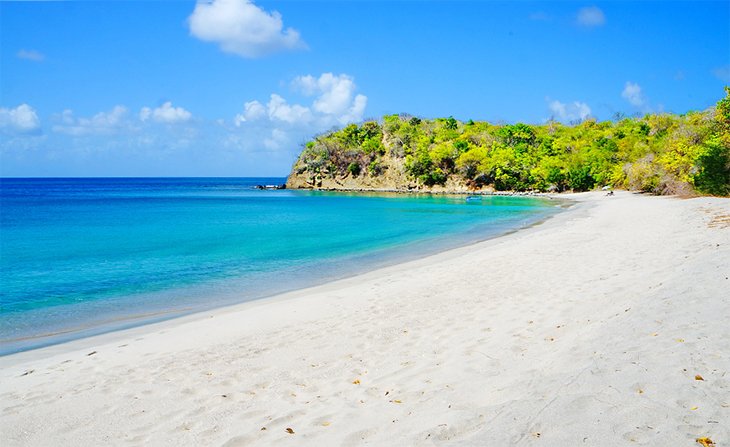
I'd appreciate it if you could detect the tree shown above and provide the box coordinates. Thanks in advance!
[694,135,730,195]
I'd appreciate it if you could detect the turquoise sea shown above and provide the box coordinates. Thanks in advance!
[0,178,563,354]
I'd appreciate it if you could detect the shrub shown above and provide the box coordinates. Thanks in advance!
[368,159,383,176]
[568,165,596,191]
[347,162,361,177]
[694,136,730,195]
[624,156,661,193]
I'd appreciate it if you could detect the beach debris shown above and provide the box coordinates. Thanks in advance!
[690,406,698,410]
[285,427,295,434]
[696,437,715,446]
[532,432,541,438]
[20,369,35,377]
[695,375,705,381]
[677,338,685,342]
[87,351,97,356]
[352,379,360,385]
[650,332,658,337]
[637,389,644,394]
[322,422,331,426]
[260,427,266,431]
[391,399,402,404]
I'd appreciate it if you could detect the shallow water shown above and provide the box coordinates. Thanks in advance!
[0,177,562,354]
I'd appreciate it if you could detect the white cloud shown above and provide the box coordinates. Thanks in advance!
[621,81,645,107]
[52,106,128,136]
[577,6,605,27]
[229,72,368,151]
[17,49,45,62]
[292,73,367,123]
[0,104,42,134]
[264,128,289,150]
[140,102,192,123]
[238,72,367,128]
[234,95,313,126]
[712,65,730,82]
[234,100,267,126]
[548,99,592,122]
[339,94,368,125]
[188,0,305,58]
[298,73,358,115]
[266,94,313,124]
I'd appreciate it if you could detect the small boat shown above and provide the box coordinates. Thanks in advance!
[465,195,482,202]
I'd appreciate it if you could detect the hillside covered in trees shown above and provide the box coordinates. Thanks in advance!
[287,89,730,196]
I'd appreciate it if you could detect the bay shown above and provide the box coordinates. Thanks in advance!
[0,177,563,354]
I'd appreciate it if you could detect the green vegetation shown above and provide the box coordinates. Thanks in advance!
[291,88,730,196]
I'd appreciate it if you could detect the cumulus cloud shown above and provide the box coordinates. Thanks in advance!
[234,101,266,126]
[621,81,645,107]
[235,95,311,126]
[188,0,305,58]
[140,102,192,124]
[712,65,730,82]
[577,6,605,27]
[292,73,367,123]
[267,94,314,124]
[548,99,592,122]
[264,128,289,150]
[0,104,42,135]
[237,73,367,128]
[52,106,129,136]
[231,72,368,150]
[17,49,45,62]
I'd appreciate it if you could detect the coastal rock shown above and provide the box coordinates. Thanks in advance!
[286,144,495,194]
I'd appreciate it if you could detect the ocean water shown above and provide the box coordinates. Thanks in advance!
[0,178,563,354]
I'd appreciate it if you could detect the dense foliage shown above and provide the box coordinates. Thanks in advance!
[293,89,730,195]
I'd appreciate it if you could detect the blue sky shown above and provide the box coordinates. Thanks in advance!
[1,0,728,177]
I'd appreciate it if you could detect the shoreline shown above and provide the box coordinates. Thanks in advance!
[1,191,728,446]
[1,193,567,357]
[285,183,563,196]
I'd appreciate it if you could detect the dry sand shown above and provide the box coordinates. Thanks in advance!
[1,191,729,446]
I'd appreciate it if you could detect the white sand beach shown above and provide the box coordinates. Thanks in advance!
[1,191,728,446]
